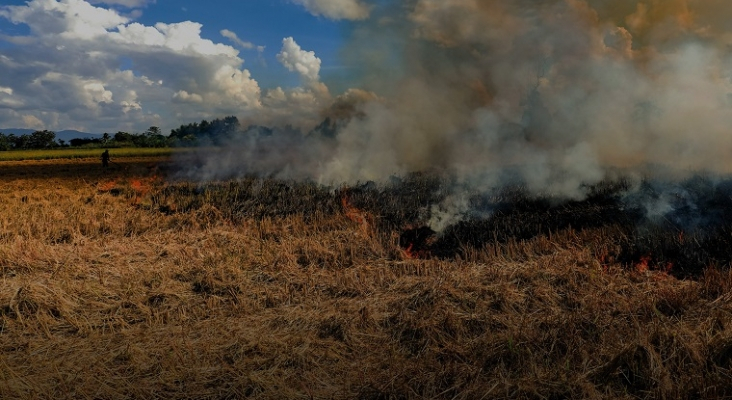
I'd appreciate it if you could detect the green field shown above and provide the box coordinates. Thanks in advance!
[0,147,185,161]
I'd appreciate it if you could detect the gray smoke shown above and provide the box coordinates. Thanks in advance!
[182,0,732,231]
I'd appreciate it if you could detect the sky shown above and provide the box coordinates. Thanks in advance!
[0,0,367,133]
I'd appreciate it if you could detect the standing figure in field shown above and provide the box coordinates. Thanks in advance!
[101,149,110,168]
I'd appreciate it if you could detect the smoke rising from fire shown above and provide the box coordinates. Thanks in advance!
[184,0,732,230]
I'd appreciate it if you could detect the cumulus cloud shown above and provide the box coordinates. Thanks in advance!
[211,65,262,109]
[292,0,371,20]
[0,0,276,132]
[277,37,322,84]
[112,21,239,56]
[0,0,128,39]
[172,90,203,104]
[0,0,345,134]
[245,36,334,128]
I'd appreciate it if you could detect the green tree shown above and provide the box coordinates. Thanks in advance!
[9,134,27,149]
[0,133,11,151]
[130,126,167,148]
[28,130,56,149]
[114,131,134,145]
[145,126,162,136]
[168,116,240,146]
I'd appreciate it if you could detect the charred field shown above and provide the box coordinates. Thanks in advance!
[2,157,732,399]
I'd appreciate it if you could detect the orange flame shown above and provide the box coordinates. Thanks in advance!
[130,178,153,195]
[97,180,118,192]
[634,254,674,278]
[129,176,160,205]
[403,242,431,259]
[404,243,416,258]
[400,225,436,259]
[340,191,371,232]
[636,255,652,273]
[97,174,161,205]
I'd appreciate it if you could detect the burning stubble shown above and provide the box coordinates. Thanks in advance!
[179,0,732,232]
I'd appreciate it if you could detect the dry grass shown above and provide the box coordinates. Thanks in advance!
[1,158,732,399]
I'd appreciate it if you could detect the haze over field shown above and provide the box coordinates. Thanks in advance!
[4,1,732,201]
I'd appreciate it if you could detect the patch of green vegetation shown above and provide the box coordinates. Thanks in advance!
[0,147,186,161]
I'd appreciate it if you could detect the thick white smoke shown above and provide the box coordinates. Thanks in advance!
[188,0,732,230]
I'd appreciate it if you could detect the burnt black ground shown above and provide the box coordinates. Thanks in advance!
[153,172,732,279]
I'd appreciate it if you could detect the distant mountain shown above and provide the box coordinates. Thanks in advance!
[0,128,103,143]
[0,128,35,136]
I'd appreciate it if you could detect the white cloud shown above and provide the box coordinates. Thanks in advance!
[26,72,119,118]
[0,87,23,108]
[277,37,321,84]
[0,0,343,134]
[220,29,264,52]
[292,0,371,20]
[113,21,239,57]
[212,65,262,108]
[0,0,128,40]
[22,114,45,129]
[121,100,141,113]
[0,0,265,133]
[88,0,154,8]
[172,90,203,104]
[83,81,114,104]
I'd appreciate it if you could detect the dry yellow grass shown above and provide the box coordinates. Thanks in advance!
[1,158,731,399]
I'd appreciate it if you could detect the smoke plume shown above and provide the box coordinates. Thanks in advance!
[183,0,732,230]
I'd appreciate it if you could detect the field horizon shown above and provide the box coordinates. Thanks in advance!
[1,156,732,399]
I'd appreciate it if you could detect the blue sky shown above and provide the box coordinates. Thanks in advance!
[131,0,352,88]
[0,0,368,133]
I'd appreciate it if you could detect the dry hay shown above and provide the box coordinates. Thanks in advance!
[1,159,732,399]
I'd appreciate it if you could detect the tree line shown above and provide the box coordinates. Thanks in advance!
[0,115,322,151]
[168,115,330,146]
[0,127,167,150]
[168,116,243,146]
[0,130,57,150]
